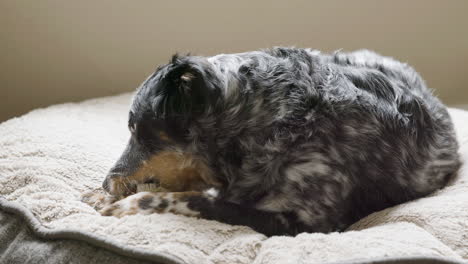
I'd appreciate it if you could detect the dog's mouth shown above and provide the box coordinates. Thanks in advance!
[107,176,165,197]
[136,178,168,193]
[105,150,220,197]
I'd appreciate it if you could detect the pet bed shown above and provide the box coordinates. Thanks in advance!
[0,93,467,264]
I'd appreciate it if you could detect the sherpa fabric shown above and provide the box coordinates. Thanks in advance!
[0,93,467,264]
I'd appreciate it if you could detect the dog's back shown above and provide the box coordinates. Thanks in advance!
[209,48,460,231]
[321,49,461,224]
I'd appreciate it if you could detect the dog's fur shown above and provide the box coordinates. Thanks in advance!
[88,47,461,236]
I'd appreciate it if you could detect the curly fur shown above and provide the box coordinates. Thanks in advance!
[98,47,460,236]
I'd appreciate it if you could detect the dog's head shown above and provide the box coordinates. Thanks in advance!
[102,55,222,196]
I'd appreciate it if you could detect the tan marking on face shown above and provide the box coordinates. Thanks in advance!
[110,177,137,197]
[159,131,171,141]
[109,151,219,197]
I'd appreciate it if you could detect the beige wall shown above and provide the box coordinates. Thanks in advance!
[1,0,467,122]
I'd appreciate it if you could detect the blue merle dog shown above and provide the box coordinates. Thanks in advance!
[86,47,460,236]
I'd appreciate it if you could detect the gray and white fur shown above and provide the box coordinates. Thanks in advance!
[99,47,460,236]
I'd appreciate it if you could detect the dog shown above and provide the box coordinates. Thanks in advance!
[84,47,460,236]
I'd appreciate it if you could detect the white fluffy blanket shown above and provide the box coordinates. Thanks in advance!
[1,93,467,264]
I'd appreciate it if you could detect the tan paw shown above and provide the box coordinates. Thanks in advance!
[81,189,118,211]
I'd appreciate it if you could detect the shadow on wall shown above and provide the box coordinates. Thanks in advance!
[1,0,468,122]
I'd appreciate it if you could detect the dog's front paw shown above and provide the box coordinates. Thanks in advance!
[81,189,117,211]
[98,191,202,218]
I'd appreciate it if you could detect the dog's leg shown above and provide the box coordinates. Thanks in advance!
[187,195,310,236]
[99,191,203,217]
[99,190,306,236]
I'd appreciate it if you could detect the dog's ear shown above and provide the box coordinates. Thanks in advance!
[155,55,218,119]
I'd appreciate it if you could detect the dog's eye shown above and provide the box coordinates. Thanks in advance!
[128,111,137,134]
[129,123,137,134]
[128,120,137,134]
